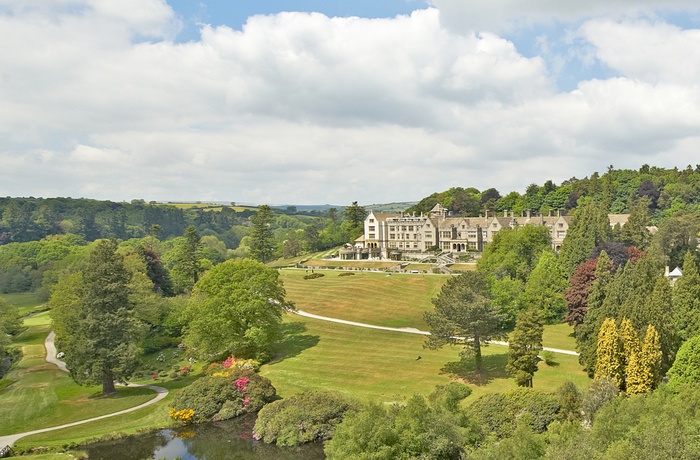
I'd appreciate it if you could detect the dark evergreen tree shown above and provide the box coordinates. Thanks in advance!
[424,271,506,372]
[249,205,276,262]
[507,307,543,387]
[50,239,141,395]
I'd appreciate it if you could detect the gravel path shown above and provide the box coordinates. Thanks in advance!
[292,309,580,356]
[0,332,168,450]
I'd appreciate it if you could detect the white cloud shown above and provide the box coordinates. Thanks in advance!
[430,0,700,33]
[0,2,699,204]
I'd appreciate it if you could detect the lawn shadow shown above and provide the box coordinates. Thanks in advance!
[439,353,509,386]
[268,321,320,364]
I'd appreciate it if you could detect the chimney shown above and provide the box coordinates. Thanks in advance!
[526,210,531,218]
[503,210,508,217]
[548,209,554,217]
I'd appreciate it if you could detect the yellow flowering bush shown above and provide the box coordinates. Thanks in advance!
[169,407,195,424]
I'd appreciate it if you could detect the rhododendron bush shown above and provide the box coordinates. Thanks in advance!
[169,368,276,423]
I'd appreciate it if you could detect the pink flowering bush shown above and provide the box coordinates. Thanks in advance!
[171,369,276,423]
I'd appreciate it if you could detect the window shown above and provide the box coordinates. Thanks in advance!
[558,223,564,228]
[369,218,375,223]
[369,233,375,238]
[557,231,566,238]
[369,226,375,231]
[389,234,395,239]
[408,226,414,231]
[389,226,395,231]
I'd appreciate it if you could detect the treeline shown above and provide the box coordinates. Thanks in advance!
[0,199,368,294]
[408,164,700,221]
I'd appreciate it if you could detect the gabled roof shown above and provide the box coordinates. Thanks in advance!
[667,267,683,278]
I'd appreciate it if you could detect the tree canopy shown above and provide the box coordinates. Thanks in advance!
[183,258,293,361]
[50,239,142,395]
[424,271,506,372]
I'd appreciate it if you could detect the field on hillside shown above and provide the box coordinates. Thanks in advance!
[163,202,257,212]
[280,269,447,328]
[261,315,589,403]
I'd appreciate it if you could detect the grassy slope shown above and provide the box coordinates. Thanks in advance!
[0,312,155,438]
[261,315,589,404]
[1,292,45,317]
[280,269,446,328]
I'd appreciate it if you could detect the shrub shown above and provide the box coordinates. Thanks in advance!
[254,391,356,446]
[466,388,560,438]
[170,369,276,423]
[304,273,325,280]
[338,272,355,277]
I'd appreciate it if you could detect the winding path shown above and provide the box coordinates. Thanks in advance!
[0,332,169,450]
[292,309,580,356]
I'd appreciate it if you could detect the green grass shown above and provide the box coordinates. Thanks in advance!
[0,322,156,437]
[261,316,589,404]
[13,377,194,450]
[280,269,448,328]
[0,292,44,317]
[300,260,402,270]
[541,322,577,351]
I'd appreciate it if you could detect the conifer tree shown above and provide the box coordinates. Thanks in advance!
[558,199,612,277]
[641,324,663,389]
[594,318,623,388]
[506,307,544,387]
[673,251,700,341]
[618,318,639,391]
[249,205,276,262]
[521,251,567,323]
[618,197,652,249]
[642,275,677,373]
[50,239,141,395]
[576,251,613,376]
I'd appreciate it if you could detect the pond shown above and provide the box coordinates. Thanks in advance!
[84,414,326,460]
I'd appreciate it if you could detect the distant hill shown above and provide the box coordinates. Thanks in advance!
[365,202,417,213]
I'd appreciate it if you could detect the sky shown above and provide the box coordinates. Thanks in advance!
[2,1,700,206]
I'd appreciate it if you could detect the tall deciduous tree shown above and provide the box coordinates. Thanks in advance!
[565,258,598,327]
[521,251,567,323]
[50,239,141,395]
[424,271,506,372]
[507,307,543,387]
[183,259,292,361]
[477,225,551,282]
[249,205,276,262]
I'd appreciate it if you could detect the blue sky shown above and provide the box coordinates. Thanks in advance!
[1,0,700,205]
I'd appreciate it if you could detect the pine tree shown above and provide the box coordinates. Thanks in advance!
[506,307,544,387]
[521,251,567,323]
[249,205,276,262]
[594,318,623,388]
[642,275,677,373]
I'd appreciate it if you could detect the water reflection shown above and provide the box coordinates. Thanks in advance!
[85,414,325,460]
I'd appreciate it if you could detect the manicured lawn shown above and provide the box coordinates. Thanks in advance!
[261,315,589,404]
[300,260,402,270]
[0,322,155,437]
[280,269,448,328]
[541,322,577,351]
